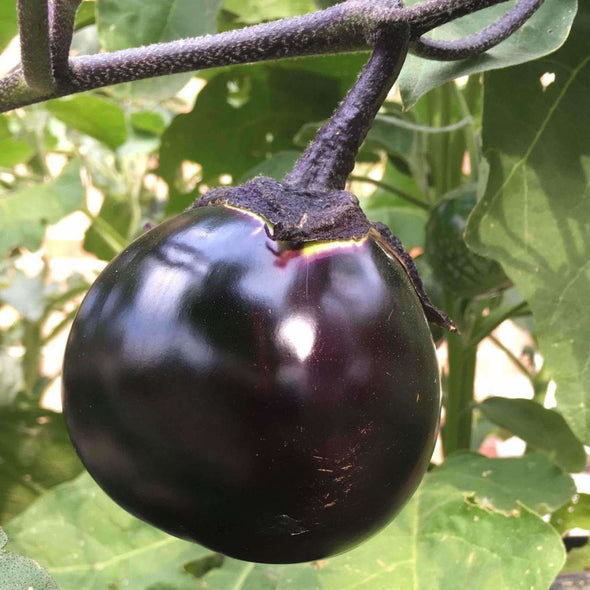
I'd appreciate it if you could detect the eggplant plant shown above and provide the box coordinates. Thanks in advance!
[0,0,587,587]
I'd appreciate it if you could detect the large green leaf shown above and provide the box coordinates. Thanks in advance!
[0,161,84,256]
[478,397,586,473]
[96,0,224,100]
[5,473,216,590]
[0,527,58,590]
[399,0,577,108]
[6,454,570,589]
[46,95,128,150]
[465,8,590,443]
[0,408,83,523]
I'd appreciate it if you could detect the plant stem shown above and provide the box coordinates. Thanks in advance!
[17,0,55,93]
[21,319,43,396]
[411,0,545,60]
[443,331,477,454]
[468,300,530,348]
[489,334,534,382]
[49,0,83,79]
[348,175,429,209]
[0,0,515,112]
[286,25,410,190]
[81,206,128,254]
[452,80,481,182]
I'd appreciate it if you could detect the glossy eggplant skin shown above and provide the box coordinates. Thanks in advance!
[62,205,440,564]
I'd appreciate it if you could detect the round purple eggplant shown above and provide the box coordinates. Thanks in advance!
[62,204,440,563]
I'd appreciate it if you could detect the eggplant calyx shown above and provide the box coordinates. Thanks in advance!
[195,176,371,243]
[370,222,458,333]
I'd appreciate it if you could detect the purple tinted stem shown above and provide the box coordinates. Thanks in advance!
[285,25,410,191]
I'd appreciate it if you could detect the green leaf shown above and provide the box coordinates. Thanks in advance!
[0,161,84,256]
[478,397,586,473]
[159,65,341,209]
[0,527,59,590]
[223,0,316,23]
[130,111,167,137]
[96,0,224,100]
[238,150,301,182]
[434,452,575,514]
[465,8,590,444]
[551,493,590,535]
[367,115,417,160]
[7,455,569,589]
[399,0,578,108]
[5,473,215,590]
[0,116,34,168]
[0,1,17,53]
[83,196,133,261]
[46,96,128,150]
[0,408,83,523]
[74,1,96,30]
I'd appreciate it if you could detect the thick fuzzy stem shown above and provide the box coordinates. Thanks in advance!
[18,0,55,92]
[285,24,410,191]
[0,0,516,113]
[411,0,545,60]
[49,0,83,79]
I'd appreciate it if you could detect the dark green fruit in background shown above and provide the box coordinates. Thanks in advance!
[62,203,440,564]
[425,187,511,300]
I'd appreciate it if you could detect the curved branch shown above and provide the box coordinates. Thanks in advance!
[0,4,364,112]
[50,0,83,78]
[18,0,55,92]
[1,0,518,112]
[410,0,545,60]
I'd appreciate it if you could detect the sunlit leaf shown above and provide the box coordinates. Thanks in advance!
[6,454,569,590]
[0,161,84,256]
[466,7,590,444]
[6,473,215,590]
[47,96,128,150]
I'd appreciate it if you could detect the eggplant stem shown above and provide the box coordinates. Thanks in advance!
[285,23,410,191]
